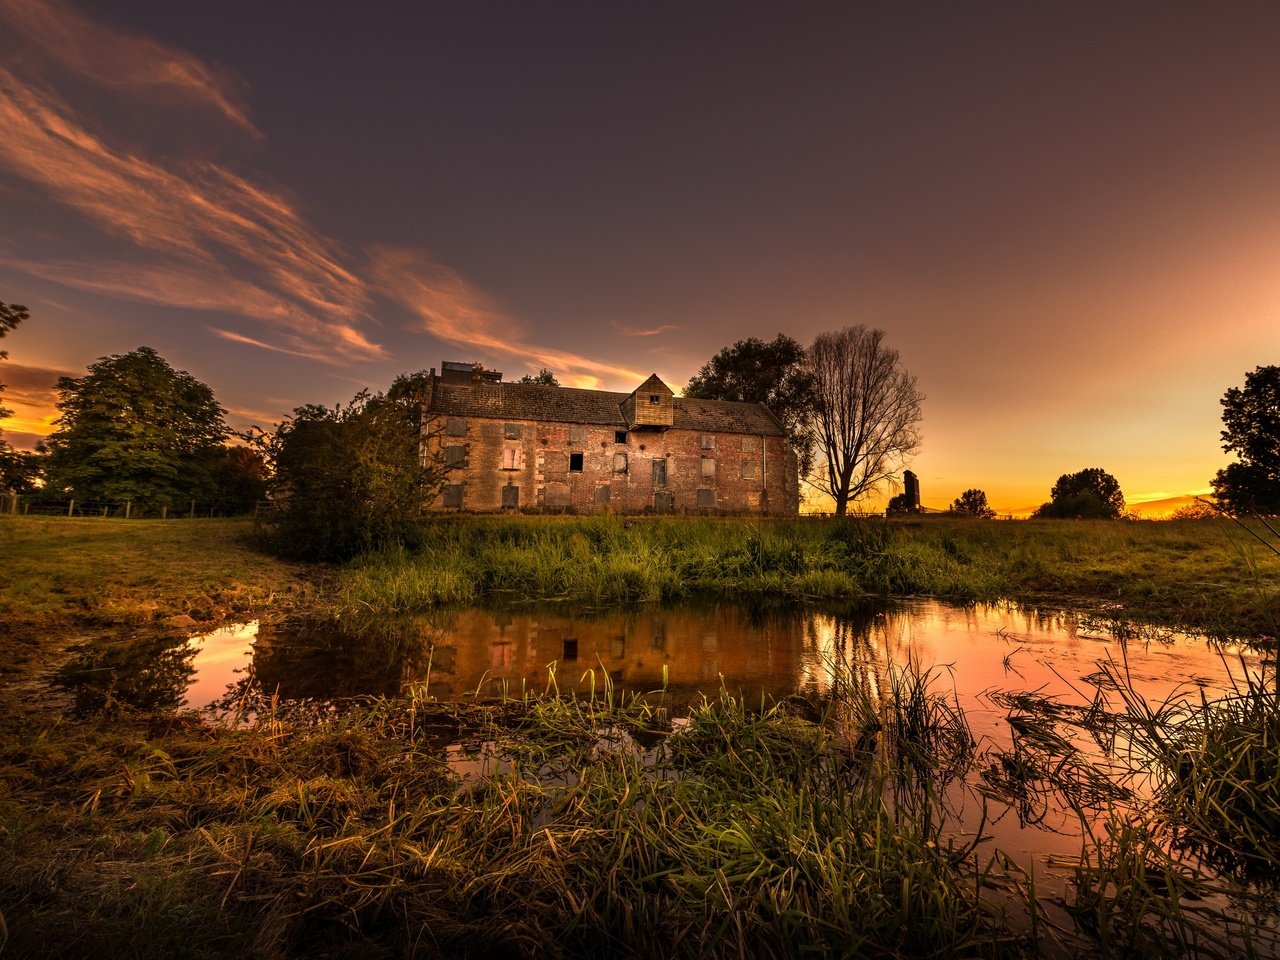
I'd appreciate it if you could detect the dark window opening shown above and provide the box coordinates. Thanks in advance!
[563,639,579,661]
[569,452,584,472]
[615,430,628,443]
[648,394,660,404]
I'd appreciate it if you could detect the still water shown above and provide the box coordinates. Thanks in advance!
[54,599,1263,724]
[51,599,1278,950]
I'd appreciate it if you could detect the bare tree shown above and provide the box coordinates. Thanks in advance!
[809,326,923,516]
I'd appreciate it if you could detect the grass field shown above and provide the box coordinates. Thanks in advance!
[4,513,1280,957]
[341,514,1280,640]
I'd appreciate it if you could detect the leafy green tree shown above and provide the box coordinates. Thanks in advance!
[0,301,28,438]
[255,380,443,561]
[518,368,559,385]
[43,346,228,506]
[685,333,816,473]
[951,488,995,518]
[1034,467,1125,519]
[1211,366,1280,515]
[0,447,44,494]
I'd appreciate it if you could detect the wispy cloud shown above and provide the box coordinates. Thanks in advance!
[369,247,647,389]
[0,0,257,134]
[610,320,680,337]
[0,0,643,386]
[0,70,382,359]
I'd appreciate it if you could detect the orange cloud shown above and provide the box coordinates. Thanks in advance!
[611,321,680,337]
[0,0,257,135]
[369,246,648,388]
[0,69,382,360]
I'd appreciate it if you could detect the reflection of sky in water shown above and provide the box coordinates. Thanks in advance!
[181,621,257,709]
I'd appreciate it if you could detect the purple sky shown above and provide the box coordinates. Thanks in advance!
[2,0,1278,512]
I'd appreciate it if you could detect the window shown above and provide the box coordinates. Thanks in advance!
[741,459,759,480]
[569,424,587,444]
[503,423,523,440]
[701,457,716,478]
[594,484,611,505]
[697,488,716,509]
[613,452,628,473]
[652,459,667,486]
[445,418,467,437]
[441,484,463,508]
[654,491,675,513]
[563,639,579,661]
[501,485,519,508]
[445,445,466,468]
[699,434,715,450]
[569,452,584,472]
[501,447,523,470]
[741,436,759,452]
[648,394,660,404]
[615,430,628,444]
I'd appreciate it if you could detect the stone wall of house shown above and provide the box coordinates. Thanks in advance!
[426,415,797,515]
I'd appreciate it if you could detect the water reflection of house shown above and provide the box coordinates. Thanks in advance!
[429,606,815,703]
[423,361,798,514]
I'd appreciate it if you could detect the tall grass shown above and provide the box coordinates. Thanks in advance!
[336,515,1280,640]
[0,672,1032,959]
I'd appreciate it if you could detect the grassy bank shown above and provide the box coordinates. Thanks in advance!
[5,664,1275,959]
[0,517,327,707]
[342,516,1279,640]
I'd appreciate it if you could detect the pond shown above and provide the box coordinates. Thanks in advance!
[50,598,1280,953]
[53,599,1266,721]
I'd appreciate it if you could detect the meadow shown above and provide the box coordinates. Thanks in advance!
[2,513,1279,957]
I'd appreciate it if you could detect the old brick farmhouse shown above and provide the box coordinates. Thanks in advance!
[422,362,798,514]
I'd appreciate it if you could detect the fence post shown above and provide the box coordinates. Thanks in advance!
[124,500,131,520]
[161,505,168,520]
[67,498,74,517]
[189,499,196,518]
[6,493,15,515]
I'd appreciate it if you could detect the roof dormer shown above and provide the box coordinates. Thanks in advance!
[622,374,674,429]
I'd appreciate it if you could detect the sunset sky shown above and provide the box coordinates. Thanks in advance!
[1,0,1277,514]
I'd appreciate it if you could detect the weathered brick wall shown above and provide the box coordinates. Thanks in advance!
[425,415,797,515]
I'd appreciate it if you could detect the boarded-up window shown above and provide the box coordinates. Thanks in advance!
[594,485,611,505]
[502,447,523,470]
[652,459,667,486]
[545,483,570,508]
[445,418,467,436]
[569,452,584,472]
[504,423,523,440]
[569,425,587,444]
[442,484,463,508]
[741,459,759,480]
[502,485,519,508]
[445,445,467,468]
[613,453,628,473]
[654,491,675,513]
[701,457,716,478]
[699,434,715,450]
[697,488,716,509]
[742,436,759,452]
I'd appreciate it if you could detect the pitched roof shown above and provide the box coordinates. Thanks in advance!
[430,382,786,436]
